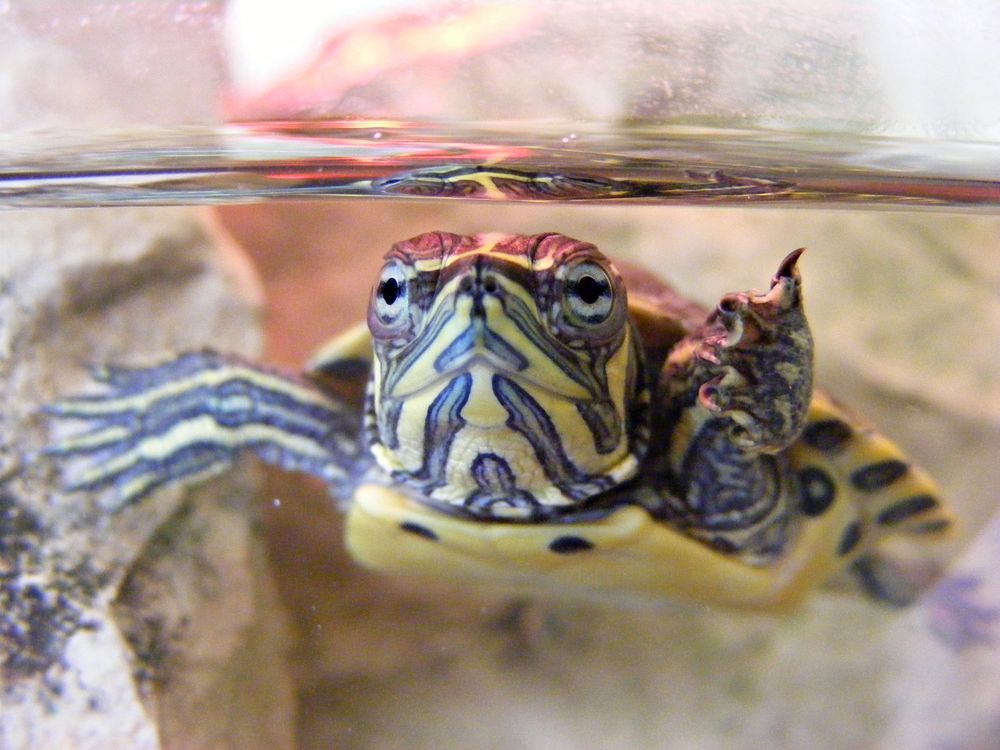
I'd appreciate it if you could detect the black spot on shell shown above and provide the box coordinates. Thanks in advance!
[907,519,952,535]
[549,536,594,554]
[837,521,863,556]
[400,521,438,541]
[801,419,853,452]
[798,466,837,516]
[850,460,908,492]
[876,494,939,525]
[850,557,917,607]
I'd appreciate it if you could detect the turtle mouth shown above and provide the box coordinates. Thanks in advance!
[387,310,597,403]
[432,316,527,375]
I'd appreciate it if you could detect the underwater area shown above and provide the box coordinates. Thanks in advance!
[1,2,999,749]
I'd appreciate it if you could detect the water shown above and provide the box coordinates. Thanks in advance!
[3,120,1000,750]
[2,120,1000,208]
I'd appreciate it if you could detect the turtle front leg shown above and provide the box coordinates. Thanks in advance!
[653,251,813,561]
[44,351,363,509]
[664,248,813,454]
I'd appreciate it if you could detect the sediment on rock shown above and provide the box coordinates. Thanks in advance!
[0,208,295,750]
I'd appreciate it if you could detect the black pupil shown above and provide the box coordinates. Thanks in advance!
[574,275,606,305]
[380,277,400,305]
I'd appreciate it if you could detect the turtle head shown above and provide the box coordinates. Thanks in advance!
[365,232,646,520]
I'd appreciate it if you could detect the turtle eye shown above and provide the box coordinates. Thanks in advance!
[373,263,409,325]
[563,261,613,325]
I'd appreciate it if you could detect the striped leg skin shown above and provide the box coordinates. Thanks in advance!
[44,352,363,509]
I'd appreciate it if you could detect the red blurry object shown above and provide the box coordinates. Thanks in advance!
[227,2,536,120]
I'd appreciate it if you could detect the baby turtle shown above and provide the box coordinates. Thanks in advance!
[46,232,956,609]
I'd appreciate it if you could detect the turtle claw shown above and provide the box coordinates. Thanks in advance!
[697,370,744,414]
[697,373,725,414]
[773,247,805,288]
[694,337,723,365]
[762,246,805,313]
[707,249,805,351]
[714,294,748,346]
[696,370,764,450]
[719,248,805,334]
[690,250,813,453]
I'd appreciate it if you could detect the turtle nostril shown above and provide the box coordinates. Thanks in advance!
[458,277,473,293]
[483,276,498,294]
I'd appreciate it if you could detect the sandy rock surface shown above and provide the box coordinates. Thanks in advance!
[0,208,294,750]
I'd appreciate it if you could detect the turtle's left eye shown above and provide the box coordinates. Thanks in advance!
[372,262,410,327]
[564,261,613,324]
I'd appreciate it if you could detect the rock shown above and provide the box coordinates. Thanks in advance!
[0,208,295,750]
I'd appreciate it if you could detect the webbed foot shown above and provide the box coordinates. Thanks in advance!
[693,248,813,452]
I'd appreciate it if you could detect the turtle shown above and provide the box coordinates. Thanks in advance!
[44,231,957,609]
[371,164,790,202]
